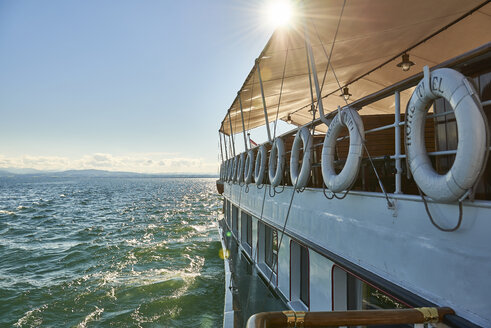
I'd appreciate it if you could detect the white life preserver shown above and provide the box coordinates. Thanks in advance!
[254,145,267,185]
[322,107,364,193]
[268,138,285,187]
[290,126,313,189]
[237,152,245,184]
[244,149,255,184]
[406,67,487,202]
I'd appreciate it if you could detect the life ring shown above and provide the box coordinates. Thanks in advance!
[237,152,245,184]
[268,138,285,187]
[290,126,313,188]
[254,145,267,184]
[244,149,255,184]
[322,107,364,193]
[406,67,488,202]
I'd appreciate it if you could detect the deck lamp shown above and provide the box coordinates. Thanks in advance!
[340,87,352,101]
[397,53,415,71]
[287,114,292,124]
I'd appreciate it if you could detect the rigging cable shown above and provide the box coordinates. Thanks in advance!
[268,41,290,198]
[272,46,289,140]
[418,186,463,232]
[312,18,393,207]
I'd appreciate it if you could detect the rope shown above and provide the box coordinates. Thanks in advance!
[311,19,393,207]
[265,178,298,290]
[418,187,463,232]
[243,184,269,317]
[263,34,322,287]
[267,43,289,198]
[316,0,345,100]
[273,46,289,140]
[322,181,350,200]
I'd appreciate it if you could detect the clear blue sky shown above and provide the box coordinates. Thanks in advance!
[0,0,277,174]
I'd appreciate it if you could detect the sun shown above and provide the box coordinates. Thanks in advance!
[266,0,293,28]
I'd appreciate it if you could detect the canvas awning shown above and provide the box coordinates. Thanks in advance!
[220,0,491,136]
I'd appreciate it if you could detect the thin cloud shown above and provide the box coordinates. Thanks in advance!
[0,153,218,174]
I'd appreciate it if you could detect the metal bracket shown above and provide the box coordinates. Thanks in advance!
[416,307,439,323]
[388,198,397,217]
[283,311,296,328]
[295,311,306,327]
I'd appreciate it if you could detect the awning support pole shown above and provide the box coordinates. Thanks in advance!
[256,59,273,143]
[303,19,330,127]
[394,91,402,194]
[227,135,233,158]
[228,111,236,157]
[238,92,249,152]
[223,132,229,161]
[219,131,226,162]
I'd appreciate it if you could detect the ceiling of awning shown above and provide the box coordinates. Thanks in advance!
[220,0,491,135]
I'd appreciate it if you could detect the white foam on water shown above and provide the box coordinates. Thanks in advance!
[14,304,48,327]
[76,306,104,328]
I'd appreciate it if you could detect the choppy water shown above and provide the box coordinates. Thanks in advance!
[0,177,223,327]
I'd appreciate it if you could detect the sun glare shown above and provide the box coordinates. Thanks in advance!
[267,0,293,28]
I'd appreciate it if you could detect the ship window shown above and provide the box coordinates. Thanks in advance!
[232,205,238,236]
[265,225,278,272]
[300,245,309,306]
[225,200,231,227]
[333,266,407,312]
[290,240,309,309]
[241,212,252,248]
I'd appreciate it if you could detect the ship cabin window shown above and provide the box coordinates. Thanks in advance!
[290,241,309,310]
[332,266,407,314]
[225,199,231,228]
[241,211,253,255]
[231,205,239,237]
[264,225,278,273]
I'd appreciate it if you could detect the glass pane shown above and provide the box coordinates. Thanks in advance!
[247,216,252,246]
[300,246,309,306]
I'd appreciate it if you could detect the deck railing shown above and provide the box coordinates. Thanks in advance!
[221,43,491,198]
[246,307,455,328]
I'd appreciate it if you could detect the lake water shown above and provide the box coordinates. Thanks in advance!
[0,177,223,327]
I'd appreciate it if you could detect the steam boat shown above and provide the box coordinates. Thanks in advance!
[216,1,491,327]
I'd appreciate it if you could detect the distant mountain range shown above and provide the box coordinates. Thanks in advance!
[0,168,217,178]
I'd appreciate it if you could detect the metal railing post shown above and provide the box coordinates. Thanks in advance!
[219,131,225,163]
[227,135,233,158]
[223,132,229,160]
[394,91,402,194]
[238,92,249,152]
[256,59,273,143]
[228,111,236,157]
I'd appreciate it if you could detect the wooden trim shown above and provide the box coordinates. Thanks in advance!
[246,307,455,328]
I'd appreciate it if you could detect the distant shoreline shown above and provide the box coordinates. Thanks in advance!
[0,168,218,179]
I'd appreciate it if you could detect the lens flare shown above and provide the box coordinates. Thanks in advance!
[219,248,230,260]
[267,0,293,28]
